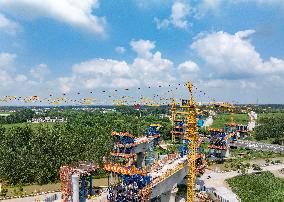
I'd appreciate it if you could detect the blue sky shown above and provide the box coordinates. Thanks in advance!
[0,0,284,105]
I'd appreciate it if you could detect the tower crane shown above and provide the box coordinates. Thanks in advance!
[180,82,198,202]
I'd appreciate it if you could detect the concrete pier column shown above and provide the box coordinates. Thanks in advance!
[160,187,178,202]
[225,148,230,158]
[136,152,145,168]
[72,174,80,202]
[169,187,178,202]
[220,148,230,158]
[160,190,171,202]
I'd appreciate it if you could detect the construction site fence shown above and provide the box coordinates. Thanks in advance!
[206,188,241,202]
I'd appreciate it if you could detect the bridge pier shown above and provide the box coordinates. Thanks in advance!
[225,148,230,157]
[136,152,145,168]
[72,174,79,202]
[160,185,178,202]
[221,148,230,158]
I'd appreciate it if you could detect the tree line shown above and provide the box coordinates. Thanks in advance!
[0,110,171,185]
[255,113,284,145]
[0,109,35,124]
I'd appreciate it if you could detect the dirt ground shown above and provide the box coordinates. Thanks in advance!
[271,168,284,179]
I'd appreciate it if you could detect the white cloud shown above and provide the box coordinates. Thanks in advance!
[240,80,257,90]
[58,76,75,93]
[178,60,199,73]
[0,13,18,35]
[30,63,50,82]
[178,60,200,83]
[153,0,284,34]
[73,59,131,77]
[130,39,156,58]
[0,52,27,90]
[194,0,222,18]
[57,39,176,92]
[235,29,256,38]
[58,58,138,92]
[205,79,228,88]
[15,74,27,82]
[115,46,126,54]
[0,70,13,86]
[0,52,41,93]
[191,30,284,79]
[152,0,284,30]
[170,1,190,29]
[0,0,106,35]
[196,0,284,17]
[155,1,190,29]
[131,39,175,85]
[203,78,258,90]
[132,51,174,85]
[111,78,140,88]
[0,52,16,70]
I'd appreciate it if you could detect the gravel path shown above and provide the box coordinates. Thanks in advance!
[200,163,284,202]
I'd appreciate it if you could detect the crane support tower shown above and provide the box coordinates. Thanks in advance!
[171,98,177,142]
[181,82,198,202]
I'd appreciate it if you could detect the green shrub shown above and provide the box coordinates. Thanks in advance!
[0,187,8,197]
[227,172,284,202]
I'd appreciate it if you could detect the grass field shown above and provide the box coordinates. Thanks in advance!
[226,172,284,202]
[0,112,10,117]
[211,113,249,128]
[5,178,109,197]
[211,112,284,129]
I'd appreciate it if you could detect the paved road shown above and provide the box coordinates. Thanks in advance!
[230,140,284,153]
[200,163,284,202]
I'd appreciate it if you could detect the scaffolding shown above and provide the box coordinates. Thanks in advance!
[106,131,154,201]
[171,99,186,143]
[145,124,161,166]
[59,162,98,202]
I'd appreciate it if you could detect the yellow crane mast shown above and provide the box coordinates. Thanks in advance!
[180,82,198,202]
[171,98,177,142]
[226,103,235,124]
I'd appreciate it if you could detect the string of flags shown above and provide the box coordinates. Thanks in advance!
[0,82,238,108]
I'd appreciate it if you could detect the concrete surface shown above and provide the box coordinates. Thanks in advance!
[133,142,149,153]
[151,165,187,199]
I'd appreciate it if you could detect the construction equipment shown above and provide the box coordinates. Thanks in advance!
[180,82,198,202]
[171,98,187,143]
[171,98,177,142]
[170,82,200,201]
[216,102,235,124]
